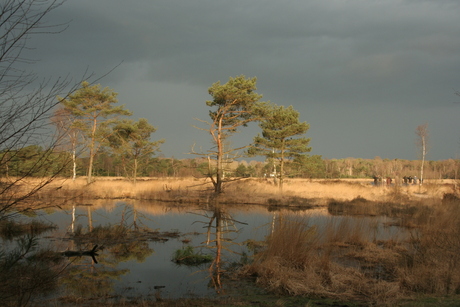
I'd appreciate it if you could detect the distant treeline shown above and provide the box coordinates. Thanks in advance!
[1,145,459,180]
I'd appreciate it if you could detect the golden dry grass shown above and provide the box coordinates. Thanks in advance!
[9,176,456,206]
[23,177,209,202]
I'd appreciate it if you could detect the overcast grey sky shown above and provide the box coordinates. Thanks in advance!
[31,0,460,160]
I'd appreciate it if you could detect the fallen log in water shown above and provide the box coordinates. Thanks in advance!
[62,245,99,263]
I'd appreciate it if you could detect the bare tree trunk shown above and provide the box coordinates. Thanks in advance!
[420,137,426,186]
[215,117,224,193]
[87,147,94,184]
[133,158,138,184]
[216,157,223,193]
[72,147,77,181]
[87,117,98,184]
[416,123,428,188]
[279,142,286,192]
[279,158,284,191]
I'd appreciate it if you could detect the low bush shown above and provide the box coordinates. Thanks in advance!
[172,246,213,266]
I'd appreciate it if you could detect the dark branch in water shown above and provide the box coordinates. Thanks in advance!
[61,245,99,264]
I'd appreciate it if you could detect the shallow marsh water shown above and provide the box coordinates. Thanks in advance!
[9,200,403,301]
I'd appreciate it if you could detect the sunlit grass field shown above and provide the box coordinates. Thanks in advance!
[21,176,455,205]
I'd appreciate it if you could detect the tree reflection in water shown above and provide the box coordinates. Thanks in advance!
[59,203,155,299]
[197,202,248,294]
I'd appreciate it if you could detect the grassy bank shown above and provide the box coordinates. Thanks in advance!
[13,176,457,207]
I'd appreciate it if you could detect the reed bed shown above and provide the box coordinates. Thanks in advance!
[240,215,403,304]
[240,195,460,305]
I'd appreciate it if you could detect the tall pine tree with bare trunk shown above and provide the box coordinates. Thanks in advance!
[194,75,266,194]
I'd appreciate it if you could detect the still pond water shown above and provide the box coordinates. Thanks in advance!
[19,200,401,301]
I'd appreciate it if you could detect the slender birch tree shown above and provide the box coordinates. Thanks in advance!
[52,107,82,181]
[415,123,429,186]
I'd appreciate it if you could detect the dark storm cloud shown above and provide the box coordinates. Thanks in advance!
[29,0,460,160]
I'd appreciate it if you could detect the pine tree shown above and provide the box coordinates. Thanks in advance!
[249,104,311,190]
[109,118,164,182]
[196,75,266,193]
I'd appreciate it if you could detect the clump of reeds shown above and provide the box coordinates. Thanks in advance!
[399,198,460,295]
[241,216,328,295]
[241,215,404,304]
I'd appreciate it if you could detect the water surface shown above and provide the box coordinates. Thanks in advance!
[11,200,402,300]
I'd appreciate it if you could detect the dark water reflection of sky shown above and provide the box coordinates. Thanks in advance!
[26,201,402,300]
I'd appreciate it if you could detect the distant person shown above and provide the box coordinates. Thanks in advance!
[413,176,418,184]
